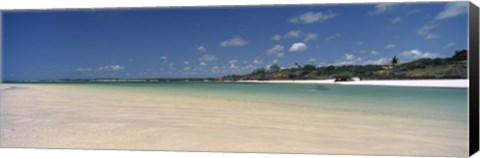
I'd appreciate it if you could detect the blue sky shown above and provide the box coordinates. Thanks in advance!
[2,2,469,80]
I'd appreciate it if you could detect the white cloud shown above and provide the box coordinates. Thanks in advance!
[385,44,397,49]
[199,61,208,66]
[435,2,468,20]
[271,34,282,41]
[425,33,440,40]
[160,56,168,63]
[417,23,440,40]
[407,9,420,15]
[199,54,217,62]
[196,45,208,53]
[335,53,362,65]
[98,65,125,71]
[76,68,93,72]
[229,63,239,69]
[277,53,285,57]
[228,59,238,64]
[443,42,455,49]
[345,53,356,60]
[266,45,285,56]
[242,65,255,70]
[370,50,381,55]
[288,42,308,52]
[184,61,189,65]
[198,54,217,67]
[288,11,337,24]
[284,30,302,39]
[220,36,248,47]
[368,3,397,15]
[335,54,387,65]
[273,30,305,41]
[401,49,437,60]
[272,59,278,63]
[184,67,192,70]
[253,59,263,65]
[418,23,437,36]
[264,64,273,70]
[355,41,365,46]
[325,33,341,40]
[415,2,467,41]
[303,33,318,42]
[309,58,317,63]
[364,58,389,65]
[391,17,401,24]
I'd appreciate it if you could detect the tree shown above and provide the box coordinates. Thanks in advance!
[451,50,467,61]
[391,56,399,66]
[326,65,335,73]
[269,64,280,72]
[294,62,301,68]
[252,68,266,74]
[302,64,317,73]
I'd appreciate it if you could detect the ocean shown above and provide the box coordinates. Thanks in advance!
[66,82,468,122]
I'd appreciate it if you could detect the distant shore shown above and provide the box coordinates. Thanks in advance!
[2,79,470,88]
[235,79,469,88]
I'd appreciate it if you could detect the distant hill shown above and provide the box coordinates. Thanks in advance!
[221,50,468,81]
[373,50,467,79]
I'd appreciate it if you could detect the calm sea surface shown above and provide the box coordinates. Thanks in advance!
[34,82,468,123]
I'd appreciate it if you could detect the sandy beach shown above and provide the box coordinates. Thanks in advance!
[236,79,469,88]
[0,83,468,157]
[236,79,336,84]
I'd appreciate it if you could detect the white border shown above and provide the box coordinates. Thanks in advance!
[0,0,478,158]
[0,0,458,10]
[0,148,444,158]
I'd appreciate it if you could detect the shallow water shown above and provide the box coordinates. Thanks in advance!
[65,82,468,122]
[0,82,469,156]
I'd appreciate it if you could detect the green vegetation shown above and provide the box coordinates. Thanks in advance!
[5,50,467,83]
[391,56,399,66]
[221,49,468,81]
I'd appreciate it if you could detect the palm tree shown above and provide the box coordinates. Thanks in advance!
[294,62,300,68]
[391,56,399,66]
[269,64,280,72]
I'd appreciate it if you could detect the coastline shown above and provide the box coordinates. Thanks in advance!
[235,79,336,84]
[235,79,469,88]
[0,83,468,156]
[2,79,469,88]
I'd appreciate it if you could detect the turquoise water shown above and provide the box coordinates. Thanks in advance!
[50,82,468,123]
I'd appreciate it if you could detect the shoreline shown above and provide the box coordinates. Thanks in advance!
[0,83,468,156]
[2,79,469,88]
[235,79,469,88]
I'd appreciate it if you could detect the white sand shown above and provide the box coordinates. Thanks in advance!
[236,79,468,88]
[237,79,335,84]
[0,84,468,157]
[337,79,468,88]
